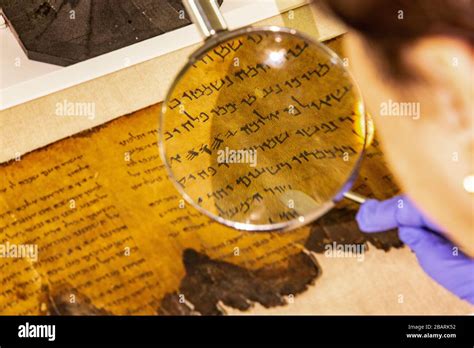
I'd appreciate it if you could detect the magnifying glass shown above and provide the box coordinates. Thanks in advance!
[159,0,372,231]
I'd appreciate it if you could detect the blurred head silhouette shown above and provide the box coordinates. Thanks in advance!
[319,0,474,255]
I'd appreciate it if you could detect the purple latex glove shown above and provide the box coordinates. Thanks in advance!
[356,195,474,304]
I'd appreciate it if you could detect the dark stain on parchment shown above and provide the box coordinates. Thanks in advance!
[159,249,320,315]
[305,206,403,253]
[159,206,402,315]
[35,207,402,316]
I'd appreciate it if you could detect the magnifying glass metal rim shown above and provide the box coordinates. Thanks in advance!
[159,24,368,232]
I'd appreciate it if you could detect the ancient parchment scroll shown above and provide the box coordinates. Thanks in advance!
[1,33,471,315]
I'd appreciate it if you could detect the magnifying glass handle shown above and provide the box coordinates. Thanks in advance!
[343,190,368,204]
[183,0,228,38]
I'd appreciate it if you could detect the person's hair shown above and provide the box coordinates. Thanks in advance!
[321,0,474,78]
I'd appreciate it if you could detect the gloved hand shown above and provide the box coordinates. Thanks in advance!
[356,195,474,304]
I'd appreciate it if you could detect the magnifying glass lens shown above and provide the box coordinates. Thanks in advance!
[160,29,366,230]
